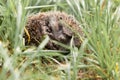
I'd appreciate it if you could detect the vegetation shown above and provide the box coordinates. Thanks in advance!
[0,0,120,80]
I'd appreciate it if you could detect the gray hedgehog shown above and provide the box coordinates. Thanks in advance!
[24,11,83,51]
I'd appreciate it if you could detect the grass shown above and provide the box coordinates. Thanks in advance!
[0,0,120,80]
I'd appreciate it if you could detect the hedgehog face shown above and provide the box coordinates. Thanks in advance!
[47,15,72,43]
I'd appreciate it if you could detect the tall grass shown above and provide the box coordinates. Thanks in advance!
[0,0,120,80]
[66,0,120,79]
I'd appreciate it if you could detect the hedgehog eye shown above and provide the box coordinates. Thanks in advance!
[59,16,63,20]
[46,25,52,33]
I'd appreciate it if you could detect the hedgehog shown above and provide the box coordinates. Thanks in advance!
[23,11,84,51]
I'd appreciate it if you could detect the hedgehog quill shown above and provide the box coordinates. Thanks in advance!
[23,11,84,51]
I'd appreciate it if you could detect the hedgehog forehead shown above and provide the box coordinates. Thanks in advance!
[48,15,60,27]
[49,15,57,21]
